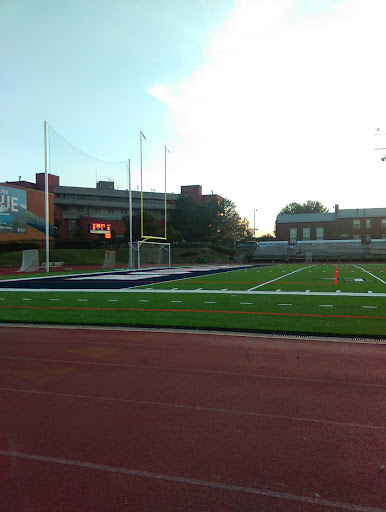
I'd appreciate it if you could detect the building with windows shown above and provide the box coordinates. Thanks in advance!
[1,174,222,243]
[275,204,386,244]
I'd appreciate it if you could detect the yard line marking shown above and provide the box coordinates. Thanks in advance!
[22,298,31,301]
[276,289,281,292]
[139,300,149,302]
[240,302,253,305]
[319,305,333,307]
[0,451,384,512]
[353,265,386,285]
[78,299,88,302]
[363,306,377,309]
[248,266,311,291]
[1,388,384,430]
[205,301,216,304]
[171,300,182,303]
[334,265,339,285]
[108,299,118,302]
[278,303,292,306]
[49,299,59,301]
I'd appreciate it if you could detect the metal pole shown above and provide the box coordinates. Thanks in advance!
[128,159,133,269]
[164,146,170,239]
[44,121,50,273]
[254,209,258,240]
[140,131,146,239]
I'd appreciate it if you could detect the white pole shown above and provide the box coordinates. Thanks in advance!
[128,159,133,269]
[254,209,258,240]
[44,121,50,273]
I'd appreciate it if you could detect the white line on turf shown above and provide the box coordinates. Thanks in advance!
[247,266,311,291]
[353,265,386,285]
[3,288,386,297]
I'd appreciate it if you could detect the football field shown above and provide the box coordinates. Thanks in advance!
[0,264,385,338]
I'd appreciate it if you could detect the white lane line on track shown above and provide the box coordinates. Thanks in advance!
[0,388,384,431]
[0,450,383,512]
[248,266,311,291]
[2,358,385,388]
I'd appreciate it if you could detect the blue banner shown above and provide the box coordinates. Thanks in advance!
[0,185,27,234]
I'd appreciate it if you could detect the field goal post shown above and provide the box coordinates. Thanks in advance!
[131,241,171,269]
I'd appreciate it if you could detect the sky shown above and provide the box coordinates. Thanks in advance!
[1,0,386,235]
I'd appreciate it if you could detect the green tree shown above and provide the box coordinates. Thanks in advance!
[122,211,159,240]
[168,195,253,245]
[279,200,329,215]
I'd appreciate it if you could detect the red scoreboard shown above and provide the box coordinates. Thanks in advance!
[89,222,111,234]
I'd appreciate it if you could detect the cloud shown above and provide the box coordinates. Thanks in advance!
[149,0,386,232]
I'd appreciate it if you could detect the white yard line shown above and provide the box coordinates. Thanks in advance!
[1,288,386,297]
[247,266,311,291]
[353,265,386,285]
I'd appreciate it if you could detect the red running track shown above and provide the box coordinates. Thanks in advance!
[0,326,385,512]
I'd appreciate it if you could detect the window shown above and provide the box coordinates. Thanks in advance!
[353,219,360,229]
[316,227,324,240]
[382,219,386,228]
[303,228,310,241]
[365,219,371,229]
[353,234,361,240]
[366,235,371,242]
[290,228,297,244]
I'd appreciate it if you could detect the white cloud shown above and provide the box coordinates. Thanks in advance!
[149,0,386,233]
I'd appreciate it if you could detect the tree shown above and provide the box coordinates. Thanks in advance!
[168,195,253,245]
[122,211,159,241]
[279,200,329,215]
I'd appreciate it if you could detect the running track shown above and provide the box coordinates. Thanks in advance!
[0,326,385,512]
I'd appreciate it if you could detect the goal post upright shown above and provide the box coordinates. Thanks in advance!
[139,130,169,243]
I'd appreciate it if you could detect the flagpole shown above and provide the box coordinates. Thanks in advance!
[44,121,50,273]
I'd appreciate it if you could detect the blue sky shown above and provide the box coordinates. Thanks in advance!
[1,0,386,234]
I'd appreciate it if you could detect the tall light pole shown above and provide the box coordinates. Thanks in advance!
[253,209,258,240]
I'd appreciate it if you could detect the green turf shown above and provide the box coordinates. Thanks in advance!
[0,263,384,338]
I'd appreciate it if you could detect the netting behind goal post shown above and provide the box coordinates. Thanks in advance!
[130,241,171,269]
[103,250,116,269]
[18,249,39,272]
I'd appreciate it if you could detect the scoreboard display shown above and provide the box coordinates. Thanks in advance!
[89,222,111,234]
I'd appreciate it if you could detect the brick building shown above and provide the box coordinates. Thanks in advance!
[275,204,386,244]
[1,175,221,243]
